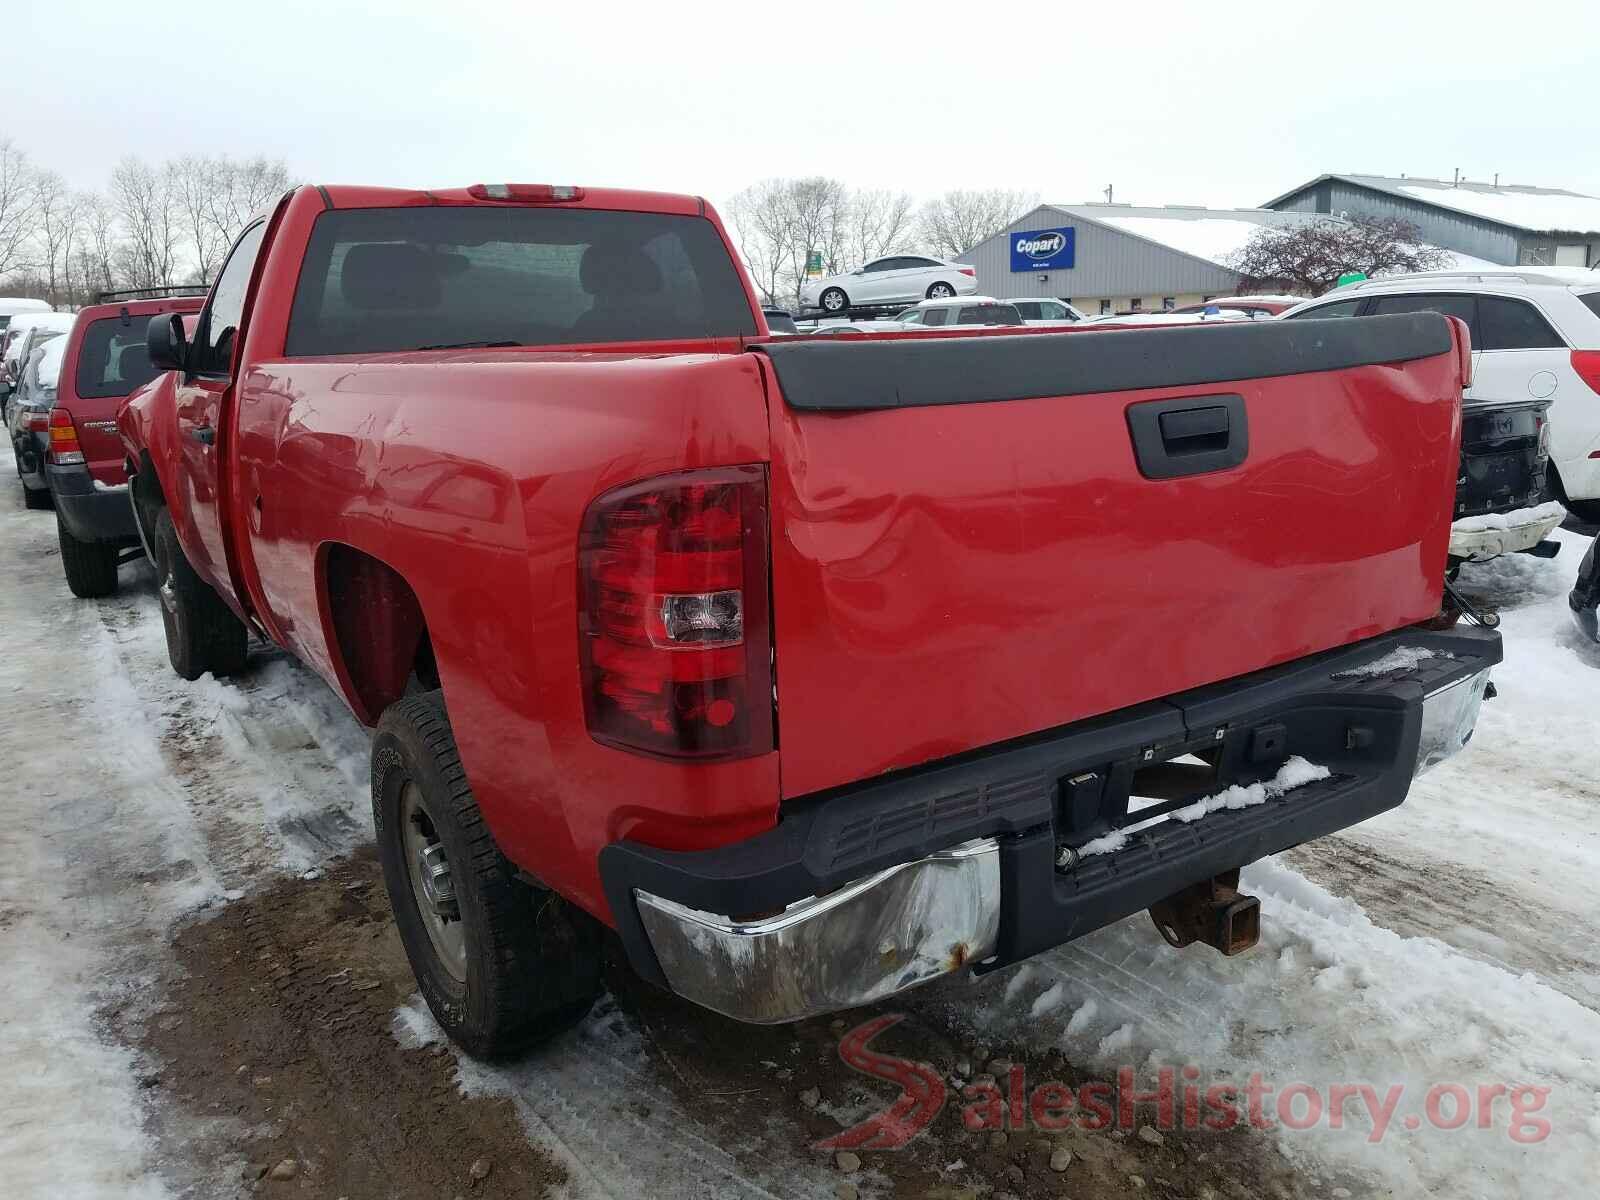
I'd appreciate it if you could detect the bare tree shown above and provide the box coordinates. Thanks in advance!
[78,192,118,297]
[210,155,290,234]
[110,156,178,290]
[725,176,849,309]
[919,189,1038,259]
[1230,215,1452,296]
[727,179,920,309]
[0,138,37,281]
[841,189,918,272]
[30,170,81,305]
[171,156,231,284]
[726,179,793,307]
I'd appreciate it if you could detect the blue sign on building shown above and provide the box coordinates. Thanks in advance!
[1010,227,1075,272]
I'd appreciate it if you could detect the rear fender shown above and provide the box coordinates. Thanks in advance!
[119,373,202,561]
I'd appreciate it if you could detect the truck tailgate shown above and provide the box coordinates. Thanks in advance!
[755,314,1464,799]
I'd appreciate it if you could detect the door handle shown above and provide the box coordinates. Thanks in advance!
[1158,406,1230,449]
[1127,395,1249,480]
[188,423,215,446]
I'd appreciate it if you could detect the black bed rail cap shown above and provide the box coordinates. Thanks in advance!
[750,311,1455,412]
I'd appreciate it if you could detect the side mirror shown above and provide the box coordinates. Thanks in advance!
[851,268,864,276]
[146,312,188,373]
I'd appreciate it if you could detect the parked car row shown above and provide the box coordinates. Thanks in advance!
[5,292,204,583]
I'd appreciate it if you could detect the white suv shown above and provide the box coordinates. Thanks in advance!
[799,255,978,314]
[1009,297,1085,325]
[894,298,1024,329]
[1282,269,1600,521]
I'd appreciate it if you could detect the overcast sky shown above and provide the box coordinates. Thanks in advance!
[10,1,1600,216]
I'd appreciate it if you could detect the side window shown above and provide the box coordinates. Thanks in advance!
[922,307,949,326]
[1367,293,1477,332]
[862,258,893,274]
[1476,296,1565,351]
[193,221,267,375]
[1580,292,1600,319]
[904,257,940,268]
[1013,302,1042,320]
[1286,298,1363,320]
[899,310,924,325]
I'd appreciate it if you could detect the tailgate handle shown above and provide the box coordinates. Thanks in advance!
[1127,394,1248,480]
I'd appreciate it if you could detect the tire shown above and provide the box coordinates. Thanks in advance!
[819,286,848,313]
[151,506,248,680]
[373,693,602,1058]
[23,484,51,510]
[57,513,119,598]
[1565,498,1600,527]
[926,281,956,300]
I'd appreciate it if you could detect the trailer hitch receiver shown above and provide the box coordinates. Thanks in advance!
[1149,869,1260,956]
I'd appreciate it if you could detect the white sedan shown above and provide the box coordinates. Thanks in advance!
[799,255,978,314]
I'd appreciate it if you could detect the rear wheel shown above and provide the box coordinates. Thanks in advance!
[151,507,248,680]
[1566,499,1600,526]
[819,287,848,313]
[57,513,119,598]
[926,281,956,300]
[373,694,602,1058]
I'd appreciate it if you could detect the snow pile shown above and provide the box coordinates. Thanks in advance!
[1076,758,1331,857]
[1170,756,1331,824]
[1450,500,1567,534]
[1334,645,1439,677]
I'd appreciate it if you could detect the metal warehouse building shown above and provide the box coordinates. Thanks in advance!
[1265,173,1600,268]
[959,203,1330,316]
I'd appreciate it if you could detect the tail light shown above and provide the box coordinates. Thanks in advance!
[578,466,774,760]
[958,267,976,277]
[1572,350,1600,396]
[26,410,50,433]
[468,183,584,203]
[1445,314,1473,388]
[47,408,85,465]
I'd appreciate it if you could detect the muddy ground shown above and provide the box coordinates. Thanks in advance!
[131,849,1307,1200]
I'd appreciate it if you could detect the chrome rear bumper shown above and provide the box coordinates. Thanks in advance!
[635,838,999,1024]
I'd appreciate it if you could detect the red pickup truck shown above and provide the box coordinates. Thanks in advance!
[121,182,1500,1057]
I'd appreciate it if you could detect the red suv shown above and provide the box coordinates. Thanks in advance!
[48,293,204,597]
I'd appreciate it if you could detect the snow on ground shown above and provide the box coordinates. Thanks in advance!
[0,453,374,1198]
[941,525,1600,1196]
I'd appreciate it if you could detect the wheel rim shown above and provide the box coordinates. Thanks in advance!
[400,781,467,983]
[823,291,844,312]
[153,533,180,620]
[931,283,953,298]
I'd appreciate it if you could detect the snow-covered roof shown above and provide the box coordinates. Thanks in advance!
[1267,174,1600,235]
[1051,204,1329,270]
[34,334,67,385]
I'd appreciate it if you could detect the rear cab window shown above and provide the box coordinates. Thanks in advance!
[286,207,757,355]
[75,316,164,398]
